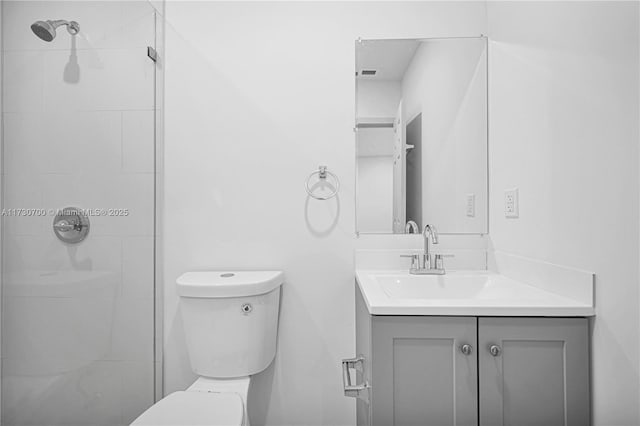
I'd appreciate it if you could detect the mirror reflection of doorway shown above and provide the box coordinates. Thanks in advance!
[405,113,422,229]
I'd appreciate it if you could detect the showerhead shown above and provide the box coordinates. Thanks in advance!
[31,21,56,41]
[31,20,80,42]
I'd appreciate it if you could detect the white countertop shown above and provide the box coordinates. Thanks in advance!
[356,269,595,317]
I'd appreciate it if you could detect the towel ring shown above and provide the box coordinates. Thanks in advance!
[305,166,340,200]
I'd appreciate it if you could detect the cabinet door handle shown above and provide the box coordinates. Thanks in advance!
[460,344,473,356]
[489,344,502,357]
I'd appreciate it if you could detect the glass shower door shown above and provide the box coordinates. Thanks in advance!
[1,2,159,425]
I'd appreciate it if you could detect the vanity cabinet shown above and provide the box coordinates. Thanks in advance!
[353,288,590,426]
[478,317,590,426]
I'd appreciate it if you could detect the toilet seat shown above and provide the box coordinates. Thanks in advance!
[131,391,244,426]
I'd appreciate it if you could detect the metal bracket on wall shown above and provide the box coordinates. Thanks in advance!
[147,46,157,62]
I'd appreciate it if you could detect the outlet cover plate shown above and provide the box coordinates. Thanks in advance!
[505,188,519,218]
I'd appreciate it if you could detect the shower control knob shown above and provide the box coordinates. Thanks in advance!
[53,221,78,232]
[52,206,90,244]
[460,344,473,356]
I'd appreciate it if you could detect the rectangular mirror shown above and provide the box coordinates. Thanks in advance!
[355,37,488,235]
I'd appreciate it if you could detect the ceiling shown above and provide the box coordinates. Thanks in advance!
[356,39,420,81]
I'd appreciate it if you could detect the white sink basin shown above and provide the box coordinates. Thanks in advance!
[378,273,488,299]
[377,272,563,300]
[357,270,595,316]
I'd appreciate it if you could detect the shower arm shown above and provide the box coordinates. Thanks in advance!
[50,20,80,35]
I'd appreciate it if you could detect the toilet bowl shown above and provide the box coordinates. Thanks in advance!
[131,377,249,426]
[131,271,284,426]
[130,389,244,426]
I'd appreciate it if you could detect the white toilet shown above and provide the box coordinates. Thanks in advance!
[132,270,284,426]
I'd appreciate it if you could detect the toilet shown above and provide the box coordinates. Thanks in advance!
[131,270,284,426]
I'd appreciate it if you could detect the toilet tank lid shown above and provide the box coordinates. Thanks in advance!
[177,270,284,298]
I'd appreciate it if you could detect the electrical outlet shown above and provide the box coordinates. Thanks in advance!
[466,193,475,217]
[505,188,519,218]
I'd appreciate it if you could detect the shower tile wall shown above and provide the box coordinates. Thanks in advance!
[1,2,156,425]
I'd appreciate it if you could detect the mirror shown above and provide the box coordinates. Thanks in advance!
[355,37,488,235]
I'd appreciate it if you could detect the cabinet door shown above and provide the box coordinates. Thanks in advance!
[372,316,478,426]
[478,317,590,426]
[355,286,372,426]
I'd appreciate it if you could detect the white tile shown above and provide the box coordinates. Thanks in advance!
[43,48,154,112]
[2,173,48,236]
[122,236,154,299]
[42,173,154,236]
[2,112,48,175]
[3,295,116,375]
[106,298,154,362]
[112,1,156,49]
[123,110,155,173]
[2,360,125,426]
[2,51,44,112]
[2,1,154,52]
[121,361,155,424]
[38,110,122,174]
[3,235,122,276]
[3,111,122,175]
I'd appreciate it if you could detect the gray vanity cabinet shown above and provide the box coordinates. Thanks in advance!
[356,289,477,426]
[478,317,590,426]
[373,315,478,426]
[354,287,590,426]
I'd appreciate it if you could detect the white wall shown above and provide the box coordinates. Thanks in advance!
[356,127,394,158]
[402,38,488,234]
[356,80,400,233]
[356,79,401,120]
[487,2,640,424]
[357,155,394,233]
[164,2,487,425]
[356,127,395,233]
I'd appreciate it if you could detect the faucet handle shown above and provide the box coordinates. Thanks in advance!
[434,253,454,270]
[400,254,420,269]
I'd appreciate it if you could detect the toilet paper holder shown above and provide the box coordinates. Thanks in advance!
[341,355,369,402]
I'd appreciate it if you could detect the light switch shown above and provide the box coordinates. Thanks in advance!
[505,188,519,218]
[466,193,475,217]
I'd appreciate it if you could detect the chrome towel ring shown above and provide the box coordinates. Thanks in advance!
[305,166,340,200]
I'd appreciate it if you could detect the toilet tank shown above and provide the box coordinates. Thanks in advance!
[177,271,284,378]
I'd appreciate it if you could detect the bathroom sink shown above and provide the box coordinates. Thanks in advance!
[377,273,488,299]
[375,272,562,300]
[356,270,595,316]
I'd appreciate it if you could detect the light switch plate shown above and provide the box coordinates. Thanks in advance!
[466,193,475,217]
[505,188,519,218]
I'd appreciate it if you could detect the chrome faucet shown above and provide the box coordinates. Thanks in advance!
[405,220,419,234]
[400,224,449,275]
[423,224,438,270]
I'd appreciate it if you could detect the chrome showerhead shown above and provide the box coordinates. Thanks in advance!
[31,21,55,41]
[31,20,80,42]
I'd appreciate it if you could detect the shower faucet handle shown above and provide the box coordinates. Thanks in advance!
[52,207,90,244]
[53,220,82,232]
